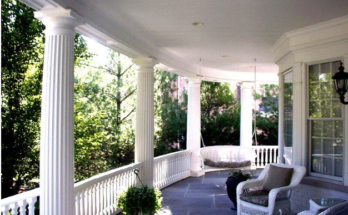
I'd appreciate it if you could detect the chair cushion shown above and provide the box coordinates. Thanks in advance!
[263,164,293,191]
[204,158,251,168]
[240,190,288,207]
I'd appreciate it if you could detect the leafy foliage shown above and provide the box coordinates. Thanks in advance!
[1,0,92,196]
[117,185,162,215]
[253,84,279,145]
[228,170,253,180]
[154,70,187,155]
[74,51,136,181]
[201,81,240,146]
[1,0,45,198]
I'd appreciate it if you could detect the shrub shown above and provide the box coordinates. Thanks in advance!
[117,185,162,215]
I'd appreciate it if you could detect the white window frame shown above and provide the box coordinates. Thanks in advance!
[306,59,345,182]
[283,70,293,148]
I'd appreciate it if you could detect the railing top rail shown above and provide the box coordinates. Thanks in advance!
[154,150,192,162]
[74,162,143,192]
[1,188,40,205]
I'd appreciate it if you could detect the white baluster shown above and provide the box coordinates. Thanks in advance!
[265,148,269,166]
[261,148,265,167]
[92,185,96,215]
[96,183,100,214]
[255,147,259,168]
[88,185,94,215]
[27,196,37,215]
[75,192,80,215]
[114,178,118,211]
[10,202,18,215]
[18,200,27,215]
[110,178,114,214]
[1,205,10,215]
[107,179,111,214]
[116,175,121,206]
[102,181,106,215]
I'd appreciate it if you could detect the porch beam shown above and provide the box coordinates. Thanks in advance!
[186,77,204,177]
[34,8,84,215]
[133,57,156,187]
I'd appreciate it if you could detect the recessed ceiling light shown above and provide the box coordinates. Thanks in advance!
[192,22,204,26]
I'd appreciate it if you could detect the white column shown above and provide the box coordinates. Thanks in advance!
[35,8,84,215]
[240,82,254,148]
[133,57,156,187]
[292,63,304,166]
[186,77,204,177]
[278,72,285,163]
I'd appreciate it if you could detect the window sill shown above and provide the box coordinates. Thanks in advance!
[301,176,348,193]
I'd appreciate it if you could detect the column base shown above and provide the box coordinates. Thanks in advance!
[191,170,205,177]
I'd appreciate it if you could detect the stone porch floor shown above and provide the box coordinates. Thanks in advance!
[158,170,261,215]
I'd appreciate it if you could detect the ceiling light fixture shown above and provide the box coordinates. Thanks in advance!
[192,22,204,26]
[332,62,348,105]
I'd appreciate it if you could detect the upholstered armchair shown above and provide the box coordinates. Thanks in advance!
[237,163,306,215]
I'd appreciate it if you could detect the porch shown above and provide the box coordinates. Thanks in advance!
[2,0,348,214]
[1,147,272,214]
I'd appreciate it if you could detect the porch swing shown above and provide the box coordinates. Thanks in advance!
[198,59,258,172]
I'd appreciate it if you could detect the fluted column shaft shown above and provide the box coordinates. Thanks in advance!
[35,9,83,215]
[186,77,204,177]
[240,82,254,148]
[133,57,156,187]
[278,73,285,163]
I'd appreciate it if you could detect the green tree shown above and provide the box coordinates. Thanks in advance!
[154,70,187,156]
[1,0,91,197]
[1,0,45,198]
[74,51,136,181]
[201,81,240,146]
[253,84,279,145]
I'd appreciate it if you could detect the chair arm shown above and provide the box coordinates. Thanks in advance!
[268,184,298,203]
[236,179,264,196]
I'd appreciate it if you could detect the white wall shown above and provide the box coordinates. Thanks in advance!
[273,15,348,185]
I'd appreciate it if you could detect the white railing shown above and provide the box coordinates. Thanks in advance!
[154,150,192,189]
[0,188,39,215]
[1,162,143,215]
[252,145,279,168]
[74,162,142,215]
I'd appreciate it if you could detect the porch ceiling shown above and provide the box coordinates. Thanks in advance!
[23,0,348,81]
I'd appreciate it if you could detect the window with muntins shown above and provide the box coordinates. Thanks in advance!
[308,61,344,181]
[283,71,293,147]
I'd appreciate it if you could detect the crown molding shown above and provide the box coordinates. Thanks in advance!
[272,15,348,64]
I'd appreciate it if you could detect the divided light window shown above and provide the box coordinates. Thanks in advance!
[283,71,293,147]
[308,61,344,181]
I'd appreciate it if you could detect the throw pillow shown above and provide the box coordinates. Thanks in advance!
[262,165,293,191]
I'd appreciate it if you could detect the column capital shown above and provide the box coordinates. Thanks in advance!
[186,76,202,84]
[35,8,85,35]
[132,56,157,72]
[239,82,254,89]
